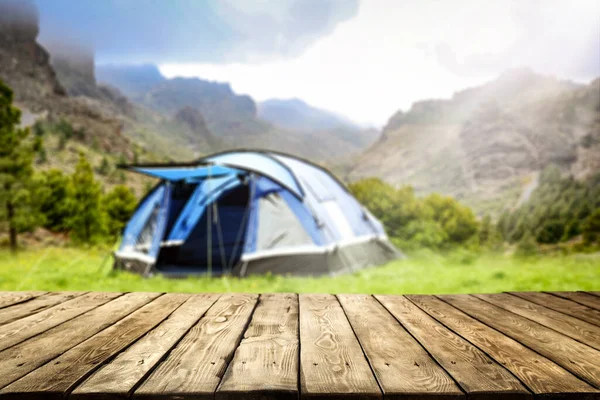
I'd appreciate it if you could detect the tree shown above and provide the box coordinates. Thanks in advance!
[97,156,111,176]
[0,80,37,251]
[423,193,479,245]
[37,169,73,231]
[103,185,137,237]
[67,153,105,243]
[582,209,600,245]
[536,219,565,244]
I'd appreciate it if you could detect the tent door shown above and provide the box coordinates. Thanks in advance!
[156,182,251,275]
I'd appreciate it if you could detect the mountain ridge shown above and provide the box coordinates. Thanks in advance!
[346,69,600,215]
[95,64,380,162]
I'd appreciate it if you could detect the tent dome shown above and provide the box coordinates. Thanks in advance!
[114,150,401,276]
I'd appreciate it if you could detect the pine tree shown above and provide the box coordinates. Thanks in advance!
[37,169,73,231]
[0,80,37,251]
[97,156,111,176]
[68,153,105,243]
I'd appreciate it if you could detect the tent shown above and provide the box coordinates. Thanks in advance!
[114,150,402,277]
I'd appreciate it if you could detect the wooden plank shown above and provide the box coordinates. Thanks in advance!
[133,293,258,400]
[0,294,191,400]
[375,295,530,399]
[71,293,220,400]
[440,294,600,388]
[0,291,123,352]
[408,295,599,399]
[549,292,600,310]
[298,294,382,400]
[216,293,299,400]
[474,293,600,350]
[0,292,158,389]
[0,292,86,326]
[338,294,463,400]
[509,292,600,327]
[586,291,600,298]
[0,292,46,310]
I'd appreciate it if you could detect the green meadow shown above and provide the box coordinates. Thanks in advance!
[1,247,598,294]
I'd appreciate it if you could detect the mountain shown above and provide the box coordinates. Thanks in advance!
[96,64,166,98]
[136,77,266,140]
[259,98,380,151]
[0,0,132,157]
[258,98,357,132]
[346,68,600,215]
[0,0,165,195]
[97,66,379,162]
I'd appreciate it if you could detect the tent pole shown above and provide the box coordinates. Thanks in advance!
[227,173,252,273]
[207,165,212,278]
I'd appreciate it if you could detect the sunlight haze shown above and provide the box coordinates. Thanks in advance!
[160,0,600,126]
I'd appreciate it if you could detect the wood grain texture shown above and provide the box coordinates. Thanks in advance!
[0,292,158,389]
[0,292,46,310]
[0,291,597,399]
[0,292,86,326]
[586,292,600,298]
[299,294,382,400]
[440,294,600,389]
[216,293,299,400]
[548,292,600,310]
[338,294,463,400]
[133,293,258,400]
[375,295,530,400]
[509,292,600,327]
[474,293,600,350]
[0,294,189,400]
[0,291,120,352]
[408,295,599,399]
[71,293,220,400]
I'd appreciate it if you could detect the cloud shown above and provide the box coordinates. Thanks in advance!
[163,0,600,126]
[33,0,359,64]
[435,0,600,80]
[28,0,599,126]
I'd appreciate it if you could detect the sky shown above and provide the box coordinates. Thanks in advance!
[34,0,600,127]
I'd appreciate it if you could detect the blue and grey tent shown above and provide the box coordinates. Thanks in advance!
[114,150,401,277]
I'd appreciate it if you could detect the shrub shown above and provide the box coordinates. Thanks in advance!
[536,219,565,244]
[515,231,538,257]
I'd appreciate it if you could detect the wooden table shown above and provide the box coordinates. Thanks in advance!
[0,291,599,399]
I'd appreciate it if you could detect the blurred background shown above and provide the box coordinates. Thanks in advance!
[0,0,598,293]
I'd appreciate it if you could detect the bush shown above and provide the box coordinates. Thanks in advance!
[103,185,137,237]
[349,178,479,249]
[515,231,538,257]
[536,219,565,244]
[582,209,600,245]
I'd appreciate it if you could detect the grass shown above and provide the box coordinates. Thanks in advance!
[0,247,599,294]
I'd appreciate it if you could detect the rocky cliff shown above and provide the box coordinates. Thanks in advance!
[0,0,65,103]
[0,0,132,157]
[347,69,600,215]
